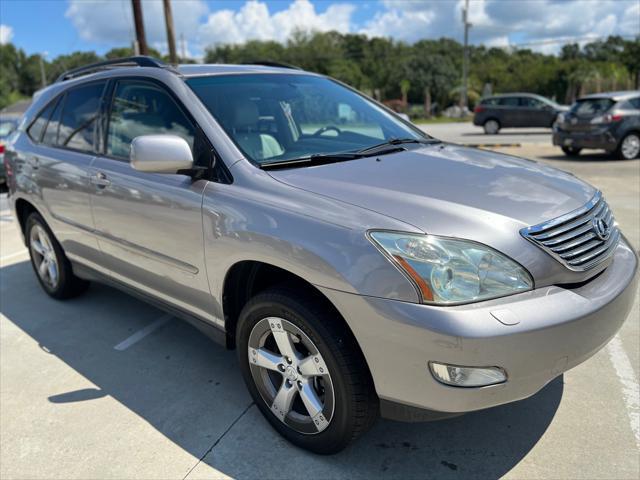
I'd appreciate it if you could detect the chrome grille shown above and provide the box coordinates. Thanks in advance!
[520,191,619,271]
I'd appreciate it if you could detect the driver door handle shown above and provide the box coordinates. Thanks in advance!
[90,172,111,188]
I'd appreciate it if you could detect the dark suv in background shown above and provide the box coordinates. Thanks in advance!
[473,93,568,134]
[553,91,640,160]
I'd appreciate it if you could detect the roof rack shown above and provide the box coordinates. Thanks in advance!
[55,56,174,83]
[248,61,302,70]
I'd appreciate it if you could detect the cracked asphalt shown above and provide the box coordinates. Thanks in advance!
[1,140,638,479]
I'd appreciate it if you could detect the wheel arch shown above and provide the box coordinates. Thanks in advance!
[14,198,39,242]
[221,260,364,358]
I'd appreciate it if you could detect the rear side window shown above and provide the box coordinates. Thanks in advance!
[498,97,520,107]
[27,99,58,142]
[521,97,545,108]
[57,82,106,152]
[106,80,195,159]
[481,98,499,106]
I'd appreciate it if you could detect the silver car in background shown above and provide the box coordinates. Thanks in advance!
[4,57,637,454]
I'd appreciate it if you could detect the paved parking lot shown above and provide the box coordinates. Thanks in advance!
[1,144,639,479]
[421,122,552,145]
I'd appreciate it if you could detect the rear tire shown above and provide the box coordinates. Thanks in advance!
[561,146,582,157]
[616,133,640,160]
[236,286,378,454]
[26,212,89,299]
[483,119,500,134]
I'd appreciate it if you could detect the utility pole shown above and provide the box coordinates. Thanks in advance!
[131,0,148,56]
[39,53,47,88]
[180,33,187,61]
[461,0,472,110]
[162,0,178,64]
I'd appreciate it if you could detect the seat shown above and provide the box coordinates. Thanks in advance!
[232,100,283,160]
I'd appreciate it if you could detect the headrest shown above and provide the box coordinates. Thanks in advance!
[233,100,259,129]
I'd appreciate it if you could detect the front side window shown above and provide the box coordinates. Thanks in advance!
[187,74,426,165]
[106,80,195,159]
[57,82,106,152]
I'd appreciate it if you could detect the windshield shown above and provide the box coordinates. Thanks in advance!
[187,74,427,165]
[571,98,614,117]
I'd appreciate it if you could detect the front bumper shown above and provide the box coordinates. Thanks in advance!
[553,128,617,151]
[319,238,637,417]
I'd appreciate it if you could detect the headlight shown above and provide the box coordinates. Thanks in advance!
[368,231,533,305]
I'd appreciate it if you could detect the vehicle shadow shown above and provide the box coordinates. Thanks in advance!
[539,151,635,162]
[1,260,563,479]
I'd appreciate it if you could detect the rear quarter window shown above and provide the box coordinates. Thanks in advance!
[27,99,58,142]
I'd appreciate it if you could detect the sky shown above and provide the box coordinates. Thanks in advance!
[0,0,638,59]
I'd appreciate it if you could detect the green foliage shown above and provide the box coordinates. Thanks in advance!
[1,34,638,112]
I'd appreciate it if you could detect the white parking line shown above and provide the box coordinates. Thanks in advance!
[607,335,640,448]
[0,249,28,262]
[114,314,173,351]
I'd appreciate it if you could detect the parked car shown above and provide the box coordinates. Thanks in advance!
[473,93,568,134]
[5,57,637,454]
[553,91,640,159]
[0,115,21,189]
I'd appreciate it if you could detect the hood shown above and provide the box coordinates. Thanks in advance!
[267,144,595,242]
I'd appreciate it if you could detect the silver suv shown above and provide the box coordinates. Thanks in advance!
[5,57,637,454]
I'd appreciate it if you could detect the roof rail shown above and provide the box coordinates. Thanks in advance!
[55,56,174,83]
[248,61,302,70]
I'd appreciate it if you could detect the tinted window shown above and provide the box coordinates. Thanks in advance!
[58,82,106,152]
[42,95,64,145]
[481,98,499,106]
[521,97,545,108]
[624,97,640,109]
[107,80,195,159]
[27,99,58,142]
[498,97,520,107]
[572,98,614,116]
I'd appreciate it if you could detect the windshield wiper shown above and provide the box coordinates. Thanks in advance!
[356,137,440,155]
[260,152,365,169]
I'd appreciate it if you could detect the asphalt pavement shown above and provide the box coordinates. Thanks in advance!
[1,144,638,479]
[420,121,553,146]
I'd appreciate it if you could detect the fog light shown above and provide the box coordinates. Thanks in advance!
[429,362,506,387]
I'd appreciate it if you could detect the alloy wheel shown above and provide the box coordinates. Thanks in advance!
[248,317,335,434]
[621,134,640,159]
[29,225,59,289]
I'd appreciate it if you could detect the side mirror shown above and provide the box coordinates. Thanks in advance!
[130,135,193,174]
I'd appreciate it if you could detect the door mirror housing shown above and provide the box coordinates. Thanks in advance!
[130,135,194,174]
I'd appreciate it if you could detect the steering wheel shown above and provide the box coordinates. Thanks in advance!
[312,125,342,137]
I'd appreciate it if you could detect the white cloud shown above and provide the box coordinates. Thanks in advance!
[62,0,639,57]
[361,0,639,53]
[199,0,355,45]
[66,0,208,51]
[0,24,13,45]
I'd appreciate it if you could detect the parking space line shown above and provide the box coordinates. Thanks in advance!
[607,335,640,448]
[113,314,173,351]
[0,249,28,262]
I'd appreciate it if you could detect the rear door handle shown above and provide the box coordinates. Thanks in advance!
[91,172,111,188]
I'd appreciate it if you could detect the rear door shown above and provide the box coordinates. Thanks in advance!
[519,97,552,127]
[26,81,106,267]
[89,78,215,320]
[497,96,520,127]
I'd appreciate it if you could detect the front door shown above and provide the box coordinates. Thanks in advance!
[89,79,215,322]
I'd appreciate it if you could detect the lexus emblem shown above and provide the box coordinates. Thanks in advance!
[593,216,611,241]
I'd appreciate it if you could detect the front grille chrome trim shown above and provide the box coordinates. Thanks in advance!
[520,191,620,271]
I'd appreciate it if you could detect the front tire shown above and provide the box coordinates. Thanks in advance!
[483,119,500,134]
[616,133,640,160]
[26,212,89,299]
[561,146,582,157]
[236,287,378,454]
